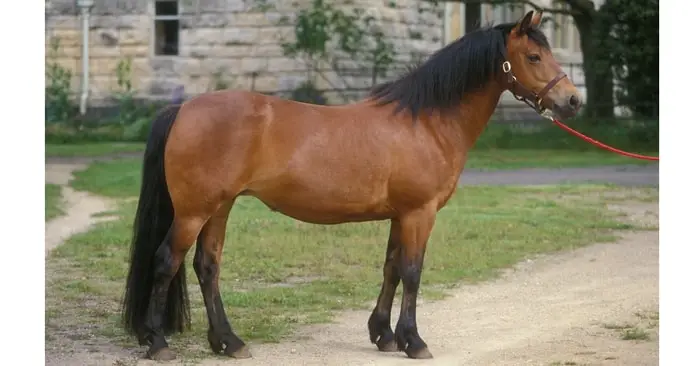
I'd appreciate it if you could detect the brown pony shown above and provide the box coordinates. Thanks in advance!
[121,10,582,361]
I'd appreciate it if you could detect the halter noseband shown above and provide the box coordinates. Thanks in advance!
[501,61,568,117]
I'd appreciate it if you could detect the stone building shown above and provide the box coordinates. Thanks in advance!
[45,0,591,112]
[45,0,444,105]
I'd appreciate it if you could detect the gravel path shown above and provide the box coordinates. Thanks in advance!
[44,162,118,255]
[460,164,658,187]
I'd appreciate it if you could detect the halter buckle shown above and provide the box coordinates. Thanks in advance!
[539,109,555,121]
[502,61,512,73]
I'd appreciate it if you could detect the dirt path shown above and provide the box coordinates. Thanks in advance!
[460,164,659,187]
[45,161,658,366]
[45,162,118,255]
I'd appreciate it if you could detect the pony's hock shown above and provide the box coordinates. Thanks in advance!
[121,10,583,361]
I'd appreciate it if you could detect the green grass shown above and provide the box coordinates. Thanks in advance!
[468,120,658,169]
[475,119,658,152]
[601,310,658,342]
[465,148,657,170]
[45,142,145,158]
[45,184,64,221]
[602,323,652,341]
[47,175,657,356]
[621,327,650,341]
[71,159,143,197]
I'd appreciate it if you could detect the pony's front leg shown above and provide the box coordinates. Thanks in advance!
[393,205,436,359]
[368,219,402,352]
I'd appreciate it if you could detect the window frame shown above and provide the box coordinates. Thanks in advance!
[152,0,181,57]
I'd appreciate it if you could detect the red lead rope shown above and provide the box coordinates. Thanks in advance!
[551,118,660,161]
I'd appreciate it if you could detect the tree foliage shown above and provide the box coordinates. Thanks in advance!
[250,0,397,103]
[597,0,658,118]
[45,37,76,123]
[281,0,396,85]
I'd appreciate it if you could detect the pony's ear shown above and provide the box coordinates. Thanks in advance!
[530,10,544,29]
[514,10,535,35]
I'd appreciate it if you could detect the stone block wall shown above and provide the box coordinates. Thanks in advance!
[45,0,447,106]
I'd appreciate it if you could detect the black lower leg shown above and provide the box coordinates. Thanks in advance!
[395,253,431,359]
[368,223,401,351]
[194,238,247,357]
[143,237,179,357]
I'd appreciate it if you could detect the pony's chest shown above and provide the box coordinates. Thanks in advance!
[387,166,462,210]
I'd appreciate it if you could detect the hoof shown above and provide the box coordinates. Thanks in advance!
[377,339,400,352]
[207,330,223,354]
[406,347,433,359]
[148,347,177,361]
[137,335,150,346]
[225,344,252,359]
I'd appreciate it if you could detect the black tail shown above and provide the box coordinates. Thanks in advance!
[121,104,190,336]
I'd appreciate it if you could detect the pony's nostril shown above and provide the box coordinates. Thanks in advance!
[569,95,581,108]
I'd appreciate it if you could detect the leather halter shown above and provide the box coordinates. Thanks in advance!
[501,61,568,115]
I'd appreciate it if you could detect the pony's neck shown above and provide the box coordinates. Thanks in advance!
[418,81,504,176]
[449,81,505,151]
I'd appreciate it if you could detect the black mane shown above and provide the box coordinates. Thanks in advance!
[368,22,550,119]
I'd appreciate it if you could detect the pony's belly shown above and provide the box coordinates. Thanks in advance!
[245,186,395,225]
[267,203,393,224]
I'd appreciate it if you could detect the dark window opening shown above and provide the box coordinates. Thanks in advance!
[155,20,179,55]
[154,1,179,56]
[155,1,178,16]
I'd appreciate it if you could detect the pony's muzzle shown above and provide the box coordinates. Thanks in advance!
[552,92,583,119]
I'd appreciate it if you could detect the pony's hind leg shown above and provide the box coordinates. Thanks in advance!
[368,219,402,352]
[143,215,204,361]
[193,200,251,359]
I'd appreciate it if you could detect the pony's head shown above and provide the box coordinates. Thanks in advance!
[503,10,583,119]
[369,10,583,120]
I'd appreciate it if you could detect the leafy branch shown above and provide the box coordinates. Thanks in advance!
[257,0,397,101]
[45,37,76,123]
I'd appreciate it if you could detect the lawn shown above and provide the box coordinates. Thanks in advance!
[45,184,64,221]
[45,142,145,158]
[46,155,659,359]
[71,159,143,197]
[464,148,656,170]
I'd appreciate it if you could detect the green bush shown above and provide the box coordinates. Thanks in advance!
[45,102,161,143]
[45,37,77,123]
[45,100,162,144]
[45,123,126,144]
[45,46,164,144]
[121,116,153,141]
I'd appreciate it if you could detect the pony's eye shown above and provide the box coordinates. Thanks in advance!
[527,54,541,63]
